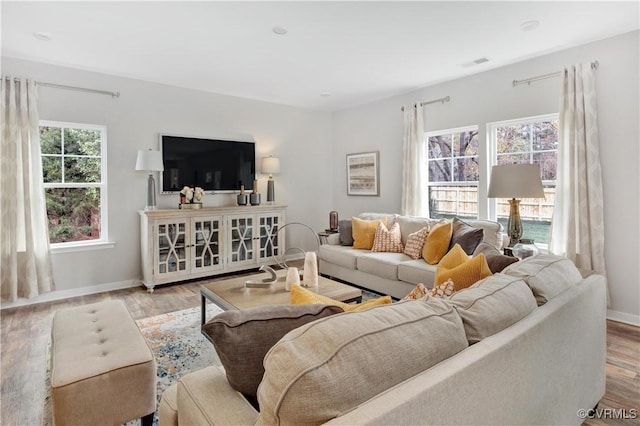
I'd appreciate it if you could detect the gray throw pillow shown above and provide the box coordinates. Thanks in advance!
[449,217,484,255]
[202,304,344,400]
[473,242,519,273]
[338,219,354,246]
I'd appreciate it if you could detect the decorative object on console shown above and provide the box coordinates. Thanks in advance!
[512,238,539,260]
[329,211,339,231]
[244,265,278,288]
[285,267,300,291]
[302,252,319,288]
[237,185,248,206]
[488,163,544,246]
[135,149,164,210]
[250,180,261,205]
[179,186,204,209]
[261,156,280,204]
[346,151,380,196]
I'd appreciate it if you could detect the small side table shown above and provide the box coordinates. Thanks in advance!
[318,230,339,245]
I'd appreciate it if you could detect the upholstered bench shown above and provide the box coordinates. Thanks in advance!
[51,300,157,426]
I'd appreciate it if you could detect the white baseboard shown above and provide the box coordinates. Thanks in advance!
[606,309,640,327]
[0,279,141,310]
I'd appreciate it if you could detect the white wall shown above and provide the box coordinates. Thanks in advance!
[2,57,334,295]
[332,31,640,324]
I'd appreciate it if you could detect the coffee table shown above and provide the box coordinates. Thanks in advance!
[200,268,362,324]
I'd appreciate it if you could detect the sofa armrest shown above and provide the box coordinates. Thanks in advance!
[176,366,258,425]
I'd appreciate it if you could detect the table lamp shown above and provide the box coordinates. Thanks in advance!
[261,156,280,204]
[488,163,545,246]
[135,149,164,210]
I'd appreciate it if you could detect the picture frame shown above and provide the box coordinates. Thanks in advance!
[346,151,380,196]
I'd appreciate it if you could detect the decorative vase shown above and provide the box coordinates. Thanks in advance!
[512,239,539,260]
[329,211,339,231]
[237,185,248,206]
[250,180,261,205]
[285,267,300,291]
[302,251,319,288]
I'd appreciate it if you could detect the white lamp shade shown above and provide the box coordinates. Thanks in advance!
[135,150,164,172]
[488,164,545,198]
[261,156,280,174]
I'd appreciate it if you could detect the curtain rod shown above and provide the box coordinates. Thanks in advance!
[4,77,120,98]
[400,95,450,111]
[512,61,599,87]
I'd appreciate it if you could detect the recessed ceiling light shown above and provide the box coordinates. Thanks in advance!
[33,31,53,41]
[272,26,288,35]
[320,92,331,98]
[520,20,540,32]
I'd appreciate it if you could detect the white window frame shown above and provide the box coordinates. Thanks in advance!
[424,125,480,219]
[40,120,113,253]
[487,113,559,246]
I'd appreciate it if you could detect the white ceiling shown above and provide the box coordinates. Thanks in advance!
[2,1,638,111]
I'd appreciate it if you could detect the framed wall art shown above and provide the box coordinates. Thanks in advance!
[346,151,380,196]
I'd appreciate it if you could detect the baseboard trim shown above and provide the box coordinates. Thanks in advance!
[0,279,141,310]
[606,309,640,327]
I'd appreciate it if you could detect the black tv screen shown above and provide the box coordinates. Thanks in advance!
[160,135,255,193]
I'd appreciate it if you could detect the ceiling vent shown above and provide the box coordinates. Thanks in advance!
[460,57,490,68]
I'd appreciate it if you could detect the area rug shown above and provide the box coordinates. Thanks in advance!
[42,304,224,426]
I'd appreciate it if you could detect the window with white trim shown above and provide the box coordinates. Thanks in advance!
[425,126,479,220]
[39,121,108,246]
[488,114,558,244]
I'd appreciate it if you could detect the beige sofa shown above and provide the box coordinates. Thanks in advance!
[319,213,509,299]
[159,254,606,425]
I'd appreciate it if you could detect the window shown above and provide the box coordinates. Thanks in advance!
[40,121,108,246]
[425,126,479,220]
[489,114,558,244]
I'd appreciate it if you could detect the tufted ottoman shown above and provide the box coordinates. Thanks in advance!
[51,300,157,426]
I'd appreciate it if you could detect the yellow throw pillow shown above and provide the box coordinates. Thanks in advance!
[435,244,492,291]
[352,217,387,250]
[422,222,453,264]
[290,284,392,312]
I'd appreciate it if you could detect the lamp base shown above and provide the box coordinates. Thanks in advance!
[507,198,523,247]
[267,178,275,204]
[145,173,157,210]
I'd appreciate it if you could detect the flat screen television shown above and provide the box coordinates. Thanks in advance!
[160,134,255,193]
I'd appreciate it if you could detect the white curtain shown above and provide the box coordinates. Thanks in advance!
[549,63,608,299]
[401,103,426,216]
[1,77,54,302]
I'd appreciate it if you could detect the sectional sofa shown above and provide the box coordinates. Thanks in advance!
[159,254,606,425]
[319,213,509,299]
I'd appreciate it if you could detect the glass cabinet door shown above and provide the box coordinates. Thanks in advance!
[227,215,255,265]
[156,220,189,275]
[192,216,223,272]
[257,213,282,261]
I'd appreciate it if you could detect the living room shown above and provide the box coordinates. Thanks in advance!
[1,2,639,425]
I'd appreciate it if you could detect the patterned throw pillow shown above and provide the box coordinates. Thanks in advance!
[371,222,404,253]
[402,283,429,300]
[404,226,430,259]
[402,280,456,301]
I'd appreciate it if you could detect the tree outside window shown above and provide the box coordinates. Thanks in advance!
[40,122,107,245]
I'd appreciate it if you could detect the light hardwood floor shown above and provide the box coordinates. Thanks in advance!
[1,278,638,426]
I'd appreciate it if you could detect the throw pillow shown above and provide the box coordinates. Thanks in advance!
[352,217,388,250]
[435,244,493,291]
[402,283,429,300]
[202,304,344,400]
[401,279,456,301]
[290,284,392,312]
[473,242,519,273]
[403,226,430,259]
[422,222,453,264]
[371,222,404,253]
[449,217,484,255]
[338,219,354,246]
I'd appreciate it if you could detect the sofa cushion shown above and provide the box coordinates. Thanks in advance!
[318,244,366,270]
[501,254,583,305]
[352,217,387,250]
[397,259,438,286]
[338,219,353,246]
[290,284,392,312]
[357,252,409,280]
[422,222,453,264]
[201,304,343,399]
[446,274,537,344]
[473,242,519,273]
[449,217,484,255]
[465,219,505,249]
[436,244,493,291]
[403,226,430,259]
[371,222,404,253]
[395,215,433,246]
[256,299,468,426]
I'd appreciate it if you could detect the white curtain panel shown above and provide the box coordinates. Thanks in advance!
[1,77,54,302]
[549,63,608,303]
[401,103,426,216]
